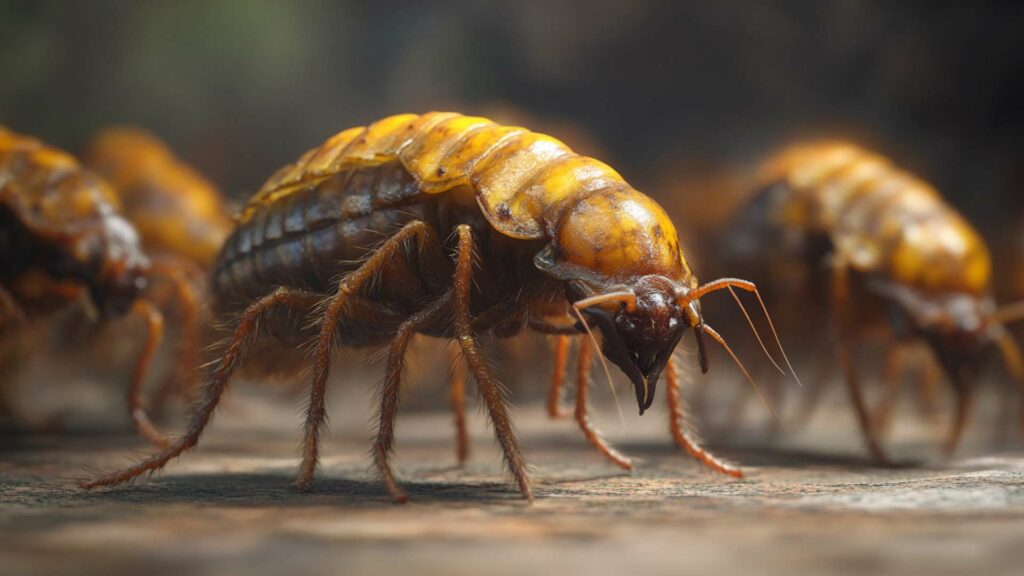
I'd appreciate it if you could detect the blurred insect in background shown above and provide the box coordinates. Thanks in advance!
[84,112,795,500]
[721,140,1024,460]
[83,128,234,416]
[84,127,234,269]
[0,126,198,444]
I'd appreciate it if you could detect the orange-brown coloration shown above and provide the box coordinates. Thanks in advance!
[242,112,690,281]
[0,125,196,445]
[85,128,234,268]
[748,140,1024,459]
[760,141,991,296]
[85,112,783,500]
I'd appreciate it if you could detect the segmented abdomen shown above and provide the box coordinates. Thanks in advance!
[759,141,991,295]
[85,128,233,267]
[213,161,439,307]
[239,112,630,240]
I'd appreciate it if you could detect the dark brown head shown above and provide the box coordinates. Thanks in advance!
[535,187,711,415]
[880,280,1007,387]
[565,275,705,414]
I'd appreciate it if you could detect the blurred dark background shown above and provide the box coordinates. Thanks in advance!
[1,0,1022,227]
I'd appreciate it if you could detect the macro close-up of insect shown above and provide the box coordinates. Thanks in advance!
[722,141,1024,460]
[0,126,200,444]
[4,4,1024,576]
[83,112,796,500]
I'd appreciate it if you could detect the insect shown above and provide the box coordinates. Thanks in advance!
[0,126,195,445]
[83,127,234,269]
[83,112,793,501]
[83,127,234,411]
[733,140,1024,460]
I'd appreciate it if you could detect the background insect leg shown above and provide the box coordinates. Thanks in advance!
[667,357,742,477]
[574,336,632,469]
[81,287,320,489]
[147,258,205,411]
[127,299,167,447]
[375,294,453,503]
[831,259,890,463]
[453,225,532,501]
[943,378,974,455]
[0,284,25,330]
[298,221,440,490]
[873,342,908,440]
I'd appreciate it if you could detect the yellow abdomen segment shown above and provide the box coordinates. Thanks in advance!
[85,128,234,267]
[760,141,991,295]
[244,112,689,281]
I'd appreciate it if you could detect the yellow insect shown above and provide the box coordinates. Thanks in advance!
[84,112,792,501]
[743,140,1024,459]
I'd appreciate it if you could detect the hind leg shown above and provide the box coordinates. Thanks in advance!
[81,288,320,489]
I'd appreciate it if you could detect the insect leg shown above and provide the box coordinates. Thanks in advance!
[914,349,944,423]
[297,221,439,490]
[127,299,168,447]
[453,225,532,501]
[831,258,890,463]
[873,341,908,440]
[574,336,633,469]
[0,284,25,330]
[146,258,205,412]
[549,335,572,418]
[448,343,470,465]
[81,287,320,489]
[666,356,742,477]
[943,374,974,456]
[375,293,453,503]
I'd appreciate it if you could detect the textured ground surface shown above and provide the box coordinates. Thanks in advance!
[2,384,1024,576]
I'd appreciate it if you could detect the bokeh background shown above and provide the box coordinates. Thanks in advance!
[1,0,1021,226]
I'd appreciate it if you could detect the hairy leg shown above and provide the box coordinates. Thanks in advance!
[81,288,320,489]
[574,336,632,469]
[448,343,470,465]
[667,357,743,477]
[297,221,442,490]
[374,294,453,502]
[453,225,531,500]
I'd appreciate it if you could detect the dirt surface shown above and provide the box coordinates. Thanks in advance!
[2,385,1024,576]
